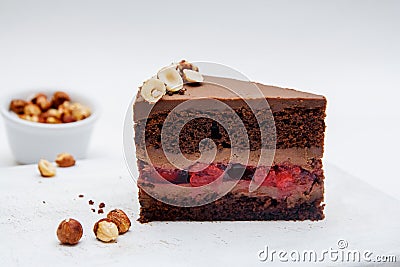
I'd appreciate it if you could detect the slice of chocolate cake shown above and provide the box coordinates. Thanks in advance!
[134,61,326,222]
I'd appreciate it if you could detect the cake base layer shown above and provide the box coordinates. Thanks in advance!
[138,189,324,222]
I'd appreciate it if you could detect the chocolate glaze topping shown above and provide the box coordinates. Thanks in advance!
[134,76,326,121]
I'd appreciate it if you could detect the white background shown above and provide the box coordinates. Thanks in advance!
[0,0,399,200]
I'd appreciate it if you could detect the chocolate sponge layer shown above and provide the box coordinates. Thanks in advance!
[135,106,326,154]
[138,189,325,222]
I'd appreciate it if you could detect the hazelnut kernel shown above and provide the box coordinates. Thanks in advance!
[177,60,199,73]
[61,114,76,123]
[107,209,131,234]
[46,117,61,124]
[52,91,71,108]
[55,153,76,167]
[9,99,28,114]
[19,114,39,122]
[31,93,51,111]
[93,218,119,242]
[43,108,62,119]
[71,103,91,121]
[31,93,47,104]
[38,114,46,123]
[56,218,83,245]
[38,159,56,177]
[24,103,41,116]
[37,96,51,111]
[58,100,71,110]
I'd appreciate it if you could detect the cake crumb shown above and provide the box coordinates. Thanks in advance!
[98,209,104,214]
[91,208,96,212]
[78,194,84,198]
[99,202,105,209]
[89,200,94,205]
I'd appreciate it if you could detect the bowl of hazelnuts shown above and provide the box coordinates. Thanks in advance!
[0,90,98,164]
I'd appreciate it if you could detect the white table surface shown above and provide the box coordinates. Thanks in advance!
[0,1,399,266]
[0,159,399,267]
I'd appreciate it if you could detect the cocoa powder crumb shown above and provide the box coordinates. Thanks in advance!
[91,208,96,212]
[99,202,105,209]
[98,209,104,214]
[89,200,94,205]
[78,194,84,198]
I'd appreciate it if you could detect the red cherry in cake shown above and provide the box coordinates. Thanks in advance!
[253,167,273,186]
[255,165,296,189]
[189,164,224,187]
[262,169,276,187]
[275,170,295,189]
[157,169,179,182]
[154,168,188,184]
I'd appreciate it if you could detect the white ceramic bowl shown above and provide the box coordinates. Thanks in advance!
[0,90,98,164]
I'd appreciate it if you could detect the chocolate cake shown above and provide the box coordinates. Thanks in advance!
[134,62,326,222]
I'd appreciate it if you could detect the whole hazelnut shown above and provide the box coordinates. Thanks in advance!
[93,218,119,243]
[52,91,70,108]
[56,218,83,245]
[55,153,76,167]
[9,99,28,114]
[107,209,131,234]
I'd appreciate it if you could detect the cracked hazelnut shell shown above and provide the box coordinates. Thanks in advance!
[107,209,131,234]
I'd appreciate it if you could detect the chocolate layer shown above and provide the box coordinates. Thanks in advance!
[137,147,323,171]
[138,186,324,222]
[134,76,326,121]
[135,106,325,153]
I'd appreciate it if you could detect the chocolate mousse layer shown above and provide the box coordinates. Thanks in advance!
[137,147,323,171]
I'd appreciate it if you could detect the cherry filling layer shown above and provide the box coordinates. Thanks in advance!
[139,162,320,192]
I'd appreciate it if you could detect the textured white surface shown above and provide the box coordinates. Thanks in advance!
[0,159,399,266]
